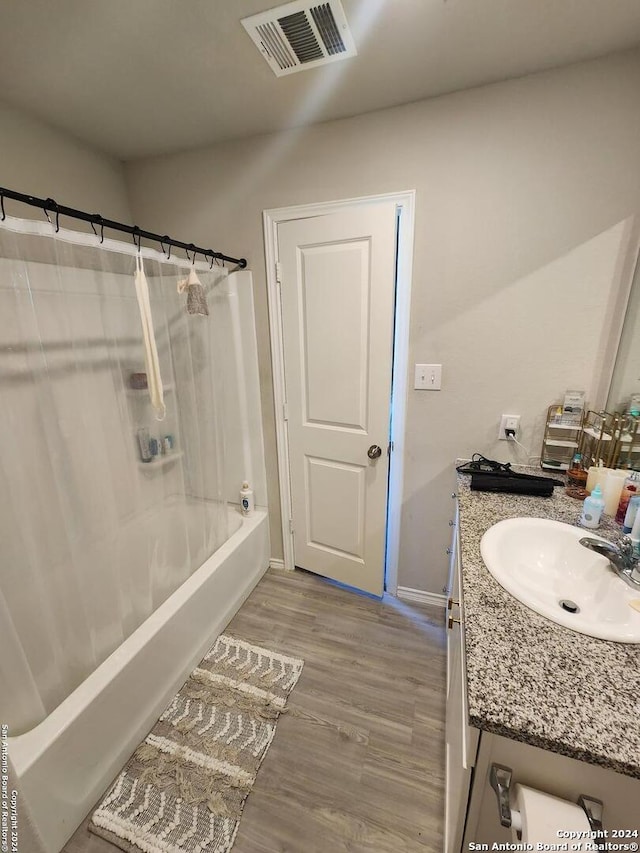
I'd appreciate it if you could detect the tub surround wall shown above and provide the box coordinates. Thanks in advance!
[456,469,640,779]
[125,48,640,595]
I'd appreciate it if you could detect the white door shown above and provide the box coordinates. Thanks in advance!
[277,201,398,596]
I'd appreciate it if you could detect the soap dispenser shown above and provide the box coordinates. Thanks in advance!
[580,484,605,529]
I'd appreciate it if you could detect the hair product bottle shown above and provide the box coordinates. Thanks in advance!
[240,481,255,516]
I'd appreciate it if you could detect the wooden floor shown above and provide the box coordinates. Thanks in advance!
[63,568,447,853]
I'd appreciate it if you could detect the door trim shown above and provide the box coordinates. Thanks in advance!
[263,191,416,595]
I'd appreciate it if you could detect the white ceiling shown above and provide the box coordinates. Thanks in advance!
[1,0,640,161]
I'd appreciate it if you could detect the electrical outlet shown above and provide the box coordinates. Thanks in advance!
[498,414,520,440]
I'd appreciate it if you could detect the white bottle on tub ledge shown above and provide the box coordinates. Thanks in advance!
[240,481,254,516]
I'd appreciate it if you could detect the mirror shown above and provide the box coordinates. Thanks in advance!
[607,251,640,415]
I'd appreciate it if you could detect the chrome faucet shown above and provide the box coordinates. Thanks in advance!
[579,535,640,589]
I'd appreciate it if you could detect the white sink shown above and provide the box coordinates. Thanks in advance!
[480,517,640,643]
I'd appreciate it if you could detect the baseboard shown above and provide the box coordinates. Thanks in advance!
[268,558,286,570]
[396,586,447,608]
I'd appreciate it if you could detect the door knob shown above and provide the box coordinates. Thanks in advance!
[367,445,382,459]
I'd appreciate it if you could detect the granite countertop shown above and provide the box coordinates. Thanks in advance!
[457,465,640,779]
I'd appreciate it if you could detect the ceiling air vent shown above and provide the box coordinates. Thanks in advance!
[241,0,357,77]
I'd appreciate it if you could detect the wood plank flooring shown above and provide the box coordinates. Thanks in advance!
[63,568,447,853]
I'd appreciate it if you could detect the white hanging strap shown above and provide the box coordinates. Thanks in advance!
[134,253,166,421]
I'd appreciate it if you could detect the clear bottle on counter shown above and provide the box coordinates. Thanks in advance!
[566,452,588,499]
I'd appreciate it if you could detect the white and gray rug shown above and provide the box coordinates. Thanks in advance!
[89,634,304,853]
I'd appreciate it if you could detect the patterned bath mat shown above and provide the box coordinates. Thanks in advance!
[89,635,304,853]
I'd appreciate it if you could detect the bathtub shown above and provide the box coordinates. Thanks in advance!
[8,505,270,853]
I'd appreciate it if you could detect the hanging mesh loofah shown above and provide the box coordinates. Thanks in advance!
[186,282,209,316]
[178,265,209,316]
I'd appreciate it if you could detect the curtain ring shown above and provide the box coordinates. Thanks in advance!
[187,243,196,265]
[132,226,142,253]
[0,193,5,222]
[91,214,105,244]
[208,254,214,270]
[160,236,171,259]
[43,199,54,225]
[44,198,59,231]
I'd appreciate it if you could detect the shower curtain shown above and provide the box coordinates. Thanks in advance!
[0,214,233,735]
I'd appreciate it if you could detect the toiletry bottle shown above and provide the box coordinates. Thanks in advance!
[580,484,605,529]
[602,469,627,516]
[615,471,640,524]
[240,481,254,516]
[586,463,607,494]
[137,427,152,463]
[566,453,588,499]
[623,494,640,534]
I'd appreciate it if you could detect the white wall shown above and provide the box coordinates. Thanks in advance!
[126,49,640,594]
[0,102,131,222]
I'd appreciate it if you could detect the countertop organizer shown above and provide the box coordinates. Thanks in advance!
[541,404,640,471]
[540,404,583,471]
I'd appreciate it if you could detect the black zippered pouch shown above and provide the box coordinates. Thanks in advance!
[457,454,563,495]
[469,472,555,497]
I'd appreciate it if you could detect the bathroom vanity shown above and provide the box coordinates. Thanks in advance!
[445,469,640,851]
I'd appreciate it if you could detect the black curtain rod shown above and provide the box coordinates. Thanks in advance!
[0,186,247,269]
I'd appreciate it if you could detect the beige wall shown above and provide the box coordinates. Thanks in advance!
[0,103,131,222]
[126,49,640,594]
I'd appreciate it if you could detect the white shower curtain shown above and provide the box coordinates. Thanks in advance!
[0,215,233,735]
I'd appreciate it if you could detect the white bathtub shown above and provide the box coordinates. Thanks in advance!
[8,506,270,853]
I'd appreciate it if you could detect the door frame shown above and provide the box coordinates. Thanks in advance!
[263,190,416,596]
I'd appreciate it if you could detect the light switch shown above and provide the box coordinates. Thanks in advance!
[415,363,442,390]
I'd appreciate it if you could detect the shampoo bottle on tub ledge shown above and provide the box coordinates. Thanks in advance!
[240,481,254,517]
